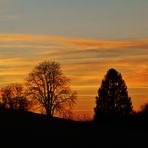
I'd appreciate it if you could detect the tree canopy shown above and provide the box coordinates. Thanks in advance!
[94,68,133,120]
[0,83,30,111]
[26,61,76,117]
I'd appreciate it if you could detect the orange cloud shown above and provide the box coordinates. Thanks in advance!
[0,34,148,50]
[0,33,148,117]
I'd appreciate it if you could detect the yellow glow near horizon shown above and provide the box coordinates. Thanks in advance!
[0,33,148,119]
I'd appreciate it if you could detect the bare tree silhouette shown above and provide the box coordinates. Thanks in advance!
[0,83,30,111]
[26,60,76,117]
[94,68,133,121]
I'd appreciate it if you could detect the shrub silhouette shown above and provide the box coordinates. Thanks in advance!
[94,68,133,121]
[141,103,148,114]
[0,83,30,111]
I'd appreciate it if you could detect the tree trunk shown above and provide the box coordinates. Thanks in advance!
[46,107,52,118]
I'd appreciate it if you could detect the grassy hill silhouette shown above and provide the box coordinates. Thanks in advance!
[0,108,148,147]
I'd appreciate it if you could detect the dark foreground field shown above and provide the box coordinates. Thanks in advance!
[0,109,148,148]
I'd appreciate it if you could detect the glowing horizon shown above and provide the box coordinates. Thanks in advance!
[0,33,147,118]
[0,0,148,119]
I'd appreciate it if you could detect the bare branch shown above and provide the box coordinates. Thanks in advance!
[25,60,77,118]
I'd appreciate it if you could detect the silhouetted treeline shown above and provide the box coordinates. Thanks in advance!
[0,61,147,123]
[0,60,76,119]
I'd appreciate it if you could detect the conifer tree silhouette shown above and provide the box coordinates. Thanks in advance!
[94,68,133,120]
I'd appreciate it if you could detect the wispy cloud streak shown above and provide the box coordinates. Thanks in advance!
[0,33,147,114]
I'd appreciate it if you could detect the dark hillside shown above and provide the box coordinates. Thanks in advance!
[0,109,148,147]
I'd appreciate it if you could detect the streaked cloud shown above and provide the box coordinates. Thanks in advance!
[0,33,148,116]
[0,34,148,49]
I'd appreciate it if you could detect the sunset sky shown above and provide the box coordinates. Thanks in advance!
[0,0,148,118]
